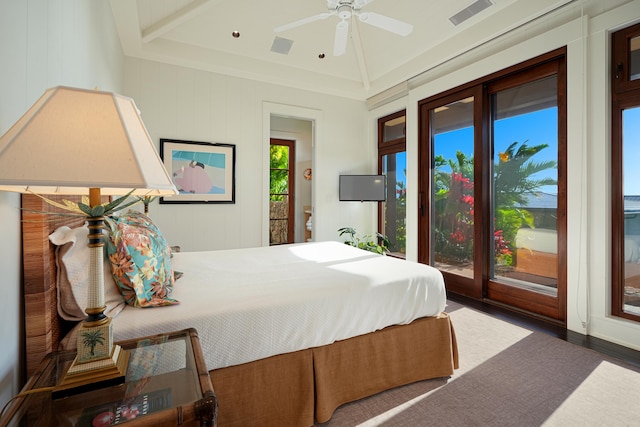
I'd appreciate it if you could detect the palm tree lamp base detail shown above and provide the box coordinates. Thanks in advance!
[52,320,129,399]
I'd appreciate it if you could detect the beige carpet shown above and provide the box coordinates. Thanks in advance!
[316,300,640,426]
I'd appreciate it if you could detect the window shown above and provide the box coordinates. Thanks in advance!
[378,110,406,257]
[419,49,567,321]
[612,22,640,322]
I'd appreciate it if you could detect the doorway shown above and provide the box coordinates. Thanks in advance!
[268,113,314,245]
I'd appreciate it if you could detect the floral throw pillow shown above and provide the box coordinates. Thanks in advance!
[106,210,178,307]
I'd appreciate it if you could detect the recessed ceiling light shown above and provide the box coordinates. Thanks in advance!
[319,53,326,59]
[232,30,240,38]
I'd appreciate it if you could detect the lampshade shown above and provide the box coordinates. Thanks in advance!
[0,86,177,196]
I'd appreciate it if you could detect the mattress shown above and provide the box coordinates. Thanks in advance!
[108,241,447,370]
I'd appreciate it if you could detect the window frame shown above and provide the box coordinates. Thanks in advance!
[378,110,407,258]
[611,22,640,322]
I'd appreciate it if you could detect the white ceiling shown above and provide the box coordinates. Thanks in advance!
[110,0,576,101]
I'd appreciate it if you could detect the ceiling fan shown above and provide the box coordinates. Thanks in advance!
[274,0,413,56]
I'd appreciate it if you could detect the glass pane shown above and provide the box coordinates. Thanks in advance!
[491,76,558,296]
[431,96,475,278]
[382,115,406,143]
[270,169,289,197]
[382,151,407,255]
[270,195,289,245]
[631,35,640,81]
[270,145,289,168]
[623,106,640,315]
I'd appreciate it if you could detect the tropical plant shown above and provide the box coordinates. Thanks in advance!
[338,227,391,255]
[270,145,289,201]
[137,195,158,215]
[433,141,557,266]
[433,153,475,263]
[81,329,105,357]
[493,141,557,250]
[28,189,141,218]
[390,173,407,253]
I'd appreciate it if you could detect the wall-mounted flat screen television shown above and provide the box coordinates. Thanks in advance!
[339,175,387,202]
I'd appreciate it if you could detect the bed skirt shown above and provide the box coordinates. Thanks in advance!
[210,313,458,426]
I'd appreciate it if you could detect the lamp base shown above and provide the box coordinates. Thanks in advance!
[53,344,130,399]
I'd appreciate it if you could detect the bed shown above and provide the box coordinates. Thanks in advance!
[21,194,458,426]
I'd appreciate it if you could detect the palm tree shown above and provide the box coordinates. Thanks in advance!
[81,329,106,357]
[494,141,557,252]
[433,141,557,264]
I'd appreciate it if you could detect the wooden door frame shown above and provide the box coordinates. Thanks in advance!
[270,138,295,244]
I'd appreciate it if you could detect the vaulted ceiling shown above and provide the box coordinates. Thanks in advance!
[110,0,576,101]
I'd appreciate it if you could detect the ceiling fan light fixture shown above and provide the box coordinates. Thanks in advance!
[273,0,413,57]
[337,5,353,20]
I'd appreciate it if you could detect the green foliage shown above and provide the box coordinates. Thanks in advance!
[433,140,557,266]
[494,141,557,208]
[391,177,407,253]
[270,145,290,200]
[30,189,142,218]
[338,227,391,255]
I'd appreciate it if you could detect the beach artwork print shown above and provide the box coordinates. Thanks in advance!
[160,139,236,204]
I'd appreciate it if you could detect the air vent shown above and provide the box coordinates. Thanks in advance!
[271,36,294,55]
[449,0,493,26]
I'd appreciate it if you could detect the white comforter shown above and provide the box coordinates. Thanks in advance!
[110,241,447,370]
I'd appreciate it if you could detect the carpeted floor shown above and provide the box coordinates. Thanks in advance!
[315,300,640,426]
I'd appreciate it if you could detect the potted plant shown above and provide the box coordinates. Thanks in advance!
[338,227,391,255]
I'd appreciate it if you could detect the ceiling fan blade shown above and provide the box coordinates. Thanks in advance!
[357,11,413,36]
[274,12,333,33]
[353,0,375,8]
[333,20,349,56]
[333,21,349,56]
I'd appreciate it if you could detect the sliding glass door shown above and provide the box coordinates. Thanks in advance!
[419,51,566,321]
[431,96,476,280]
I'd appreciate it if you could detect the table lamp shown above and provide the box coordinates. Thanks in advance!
[0,86,178,396]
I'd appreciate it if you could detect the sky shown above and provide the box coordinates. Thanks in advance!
[623,107,640,195]
[434,107,559,195]
[388,106,640,197]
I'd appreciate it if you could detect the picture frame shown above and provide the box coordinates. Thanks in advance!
[159,138,236,204]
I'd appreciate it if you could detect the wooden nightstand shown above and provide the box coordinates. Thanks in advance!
[1,328,217,426]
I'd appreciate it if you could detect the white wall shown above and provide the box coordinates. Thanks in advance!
[124,57,375,251]
[369,0,640,351]
[0,0,124,408]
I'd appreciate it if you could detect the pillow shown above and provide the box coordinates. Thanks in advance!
[49,223,126,322]
[106,210,178,308]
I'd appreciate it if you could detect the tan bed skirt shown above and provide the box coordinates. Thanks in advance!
[210,313,458,427]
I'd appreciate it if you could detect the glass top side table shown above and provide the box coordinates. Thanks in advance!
[1,328,217,426]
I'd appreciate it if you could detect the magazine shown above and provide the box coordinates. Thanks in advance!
[77,388,172,426]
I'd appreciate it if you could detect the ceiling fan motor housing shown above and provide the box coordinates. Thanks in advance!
[337,4,353,20]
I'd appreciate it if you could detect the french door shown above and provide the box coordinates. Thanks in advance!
[419,51,567,322]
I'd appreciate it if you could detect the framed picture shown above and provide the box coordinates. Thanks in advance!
[159,138,236,204]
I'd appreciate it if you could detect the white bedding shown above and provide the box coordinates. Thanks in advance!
[109,241,447,371]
